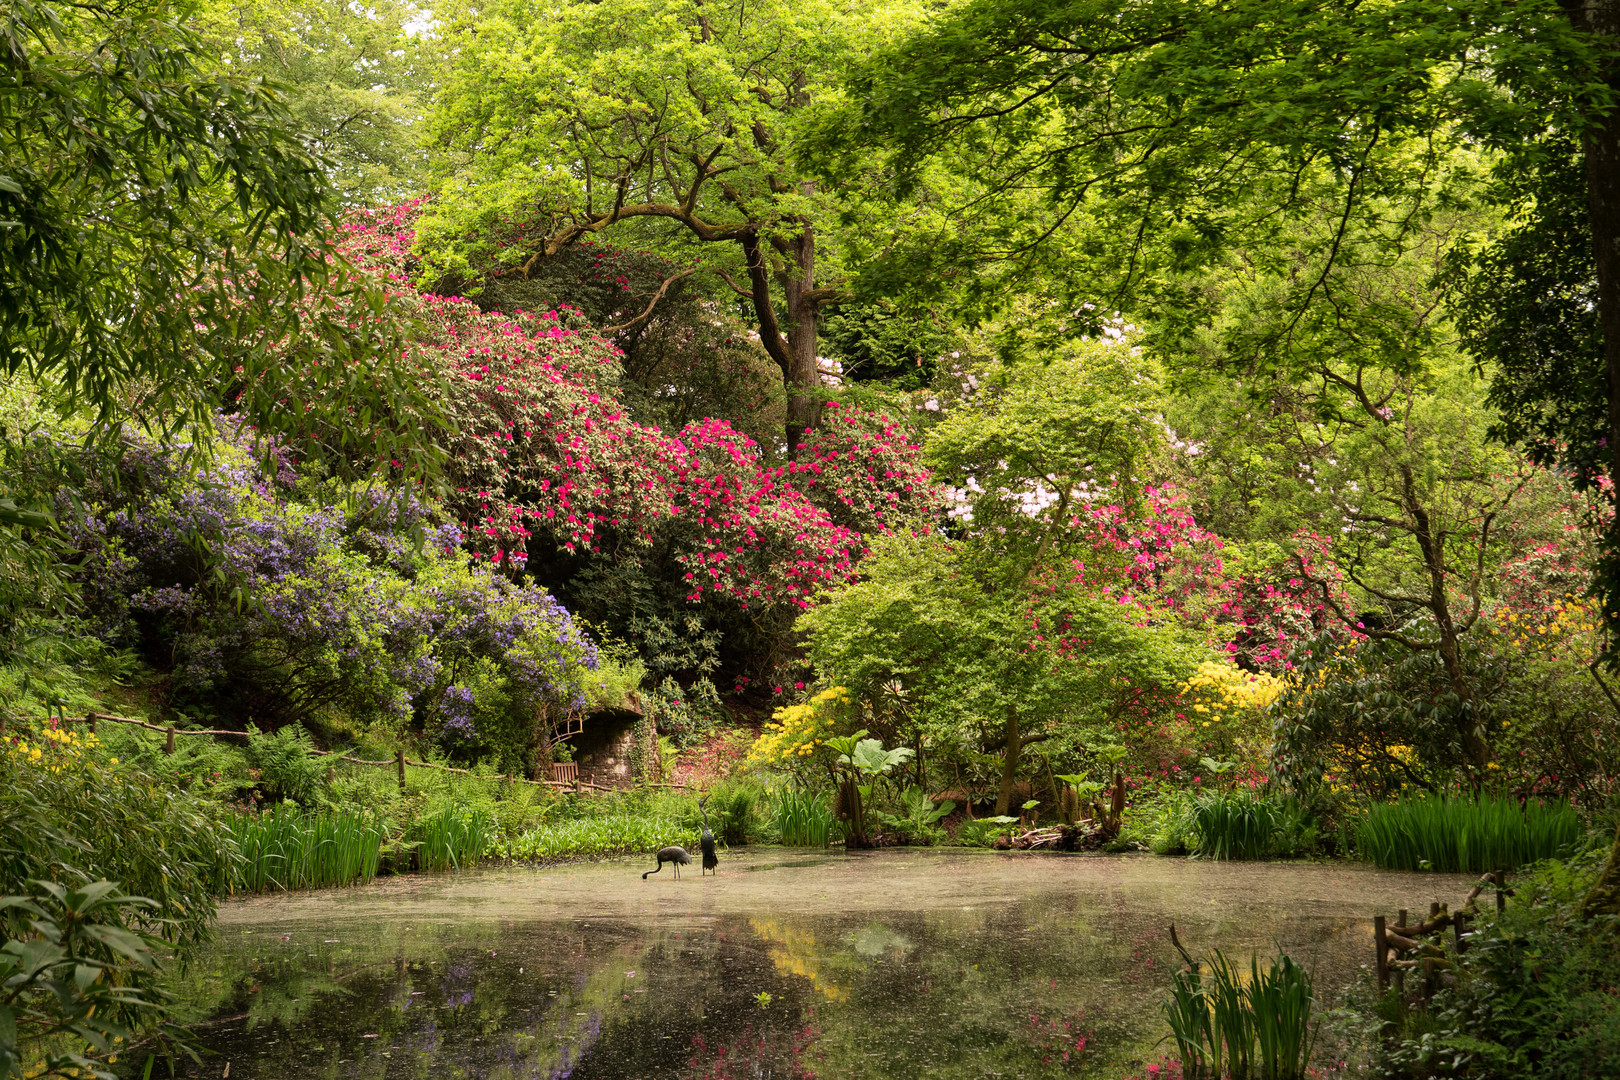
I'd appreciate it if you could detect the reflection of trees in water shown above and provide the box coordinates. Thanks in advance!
[742,903,1151,1080]
[156,898,1165,1079]
[750,917,849,1002]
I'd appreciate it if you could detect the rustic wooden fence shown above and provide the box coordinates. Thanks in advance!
[1374,871,1513,1001]
[1,710,675,793]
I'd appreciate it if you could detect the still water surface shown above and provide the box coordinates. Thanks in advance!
[156,850,1473,1080]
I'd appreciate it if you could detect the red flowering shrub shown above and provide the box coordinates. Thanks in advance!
[786,402,939,536]
[658,418,859,610]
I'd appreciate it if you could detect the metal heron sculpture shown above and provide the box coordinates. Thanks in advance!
[699,795,719,875]
[642,846,691,879]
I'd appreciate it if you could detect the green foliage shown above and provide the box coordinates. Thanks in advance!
[0,731,231,950]
[706,780,764,847]
[413,806,494,872]
[1356,796,1581,873]
[0,882,181,1080]
[242,724,325,805]
[196,0,430,206]
[924,344,1164,556]
[0,0,438,470]
[841,736,914,781]
[225,806,385,893]
[877,787,955,846]
[819,305,955,390]
[1190,789,1281,862]
[1371,854,1619,1079]
[954,816,1018,848]
[0,734,231,1075]
[1272,634,1507,798]
[497,813,691,862]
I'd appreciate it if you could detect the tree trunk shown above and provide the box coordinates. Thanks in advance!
[1560,0,1620,487]
[780,223,822,458]
[995,704,1021,817]
[1402,464,1492,770]
[1564,0,1620,919]
[740,221,823,459]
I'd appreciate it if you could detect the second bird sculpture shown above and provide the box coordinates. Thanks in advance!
[643,846,691,879]
[699,795,719,875]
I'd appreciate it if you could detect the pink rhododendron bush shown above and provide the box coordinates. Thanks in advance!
[325,205,935,695]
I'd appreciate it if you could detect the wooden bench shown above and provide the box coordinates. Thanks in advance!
[552,762,578,784]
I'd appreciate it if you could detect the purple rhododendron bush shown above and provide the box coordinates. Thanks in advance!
[63,421,599,771]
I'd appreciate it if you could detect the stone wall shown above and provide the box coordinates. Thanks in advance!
[569,708,652,790]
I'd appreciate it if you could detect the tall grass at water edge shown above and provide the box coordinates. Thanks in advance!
[773,788,834,847]
[1165,950,1314,1080]
[413,806,494,871]
[226,804,384,893]
[1191,789,1275,861]
[1356,795,1580,872]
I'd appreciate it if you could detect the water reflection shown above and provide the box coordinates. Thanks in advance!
[150,851,1474,1079]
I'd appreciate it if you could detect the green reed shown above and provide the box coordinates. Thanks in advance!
[1165,963,1213,1078]
[773,788,834,847]
[414,806,494,871]
[1191,788,1276,861]
[1162,948,1315,1080]
[226,805,384,893]
[1357,794,1580,872]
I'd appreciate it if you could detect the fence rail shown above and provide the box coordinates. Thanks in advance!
[1374,871,1513,1001]
[3,710,685,793]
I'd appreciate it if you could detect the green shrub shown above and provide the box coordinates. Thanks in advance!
[1357,795,1580,872]
[498,812,691,861]
[955,815,1018,847]
[1,727,232,948]
[706,779,764,846]
[2,730,226,1074]
[1370,853,1619,1079]
[877,787,955,846]
[0,881,181,1080]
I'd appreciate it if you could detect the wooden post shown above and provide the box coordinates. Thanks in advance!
[164,726,175,755]
[1374,915,1389,991]
[1394,909,1408,997]
[86,712,98,735]
[397,748,407,791]
[1453,912,1468,955]
[1495,871,1508,914]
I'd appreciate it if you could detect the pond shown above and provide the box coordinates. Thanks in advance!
[154,850,1474,1079]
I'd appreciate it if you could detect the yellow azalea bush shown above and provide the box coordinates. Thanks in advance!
[1490,594,1602,652]
[747,686,852,768]
[1178,661,1285,768]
